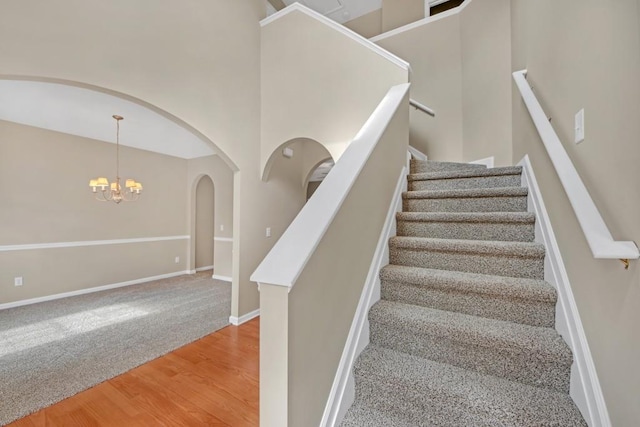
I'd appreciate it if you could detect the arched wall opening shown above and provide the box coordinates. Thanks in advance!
[194,175,215,272]
[304,157,335,201]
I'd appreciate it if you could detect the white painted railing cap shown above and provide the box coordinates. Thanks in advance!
[513,69,639,262]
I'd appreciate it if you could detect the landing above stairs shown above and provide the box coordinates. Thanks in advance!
[342,159,586,426]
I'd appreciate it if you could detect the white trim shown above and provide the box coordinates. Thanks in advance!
[371,0,472,42]
[251,84,411,289]
[213,237,233,242]
[513,70,638,260]
[0,235,190,252]
[195,265,214,272]
[0,270,191,311]
[320,166,406,427]
[212,274,232,282]
[468,156,494,168]
[519,155,610,427]
[408,145,428,161]
[260,3,411,73]
[229,308,260,326]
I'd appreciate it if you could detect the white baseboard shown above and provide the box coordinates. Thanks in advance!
[212,274,232,282]
[195,265,214,272]
[469,156,494,168]
[519,155,610,427]
[0,270,192,311]
[229,308,260,326]
[320,166,407,427]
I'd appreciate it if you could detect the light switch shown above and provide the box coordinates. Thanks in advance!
[266,227,271,238]
[575,109,585,144]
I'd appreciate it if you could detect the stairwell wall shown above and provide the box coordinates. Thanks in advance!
[511,1,640,424]
[374,0,512,166]
[375,14,464,161]
[460,0,512,166]
[260,7,409,176]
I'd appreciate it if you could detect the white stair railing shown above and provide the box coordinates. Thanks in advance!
[513,69,639,267]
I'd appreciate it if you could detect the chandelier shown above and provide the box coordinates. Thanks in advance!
[89,115,143,204]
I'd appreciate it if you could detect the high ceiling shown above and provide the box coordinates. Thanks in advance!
[269,0,382,23]
[0,80,215,159]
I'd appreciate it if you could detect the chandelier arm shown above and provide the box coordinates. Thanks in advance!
[94,189,110,202]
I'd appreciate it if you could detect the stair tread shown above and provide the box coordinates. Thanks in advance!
[408,166,522,181]
[396,211,535,223]
[403,186,528,199]
[370,300,571,362]
[349,345,586,426]
[389,236,545,258]
[380,265,556,303]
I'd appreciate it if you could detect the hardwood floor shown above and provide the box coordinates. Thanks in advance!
[9,318,259,427]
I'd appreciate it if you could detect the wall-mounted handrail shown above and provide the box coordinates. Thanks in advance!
[410,98,435,117]
[513,69,639,264]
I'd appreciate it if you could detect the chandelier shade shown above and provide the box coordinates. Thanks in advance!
[89,115,143,204]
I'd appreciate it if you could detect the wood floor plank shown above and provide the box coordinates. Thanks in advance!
[9,318,259,426]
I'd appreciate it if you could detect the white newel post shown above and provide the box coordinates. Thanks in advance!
[259,283,290,427]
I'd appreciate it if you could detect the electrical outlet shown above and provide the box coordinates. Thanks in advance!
[220,224,224,231]
[174,256,180,264]
[14,277,23,287]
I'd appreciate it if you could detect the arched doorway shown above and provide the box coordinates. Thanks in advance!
[194,175,215,272]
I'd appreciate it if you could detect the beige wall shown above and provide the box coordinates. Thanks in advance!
[0,0,301,319]
[511,1,640,424]
[0,120,189,304]
[382,0,425,33]
[187,155,234,278]
[344,8,382,38]
[460,0,512,165]
[376,15,464,161]
[375,0,512,165]
[195,176,214,269]
[261,9,409,176]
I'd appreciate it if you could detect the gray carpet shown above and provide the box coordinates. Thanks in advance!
[0,271,231,426]
[341,160,587,426]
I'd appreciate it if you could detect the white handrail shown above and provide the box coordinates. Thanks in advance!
[513,69,638,262]
[410,98,435,117]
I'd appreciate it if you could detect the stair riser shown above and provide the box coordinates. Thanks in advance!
[389,247,544,279]
[403,196,527,213]
[409,174,521,191]
[410,161,486,174]
[397,220,535,242]
[369,322,570,393]
[381,280,555,327]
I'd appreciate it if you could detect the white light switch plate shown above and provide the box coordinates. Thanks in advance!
[575,109,585,144]
[266,227,271,238]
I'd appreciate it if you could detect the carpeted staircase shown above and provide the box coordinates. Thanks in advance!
[341,159,587,426]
